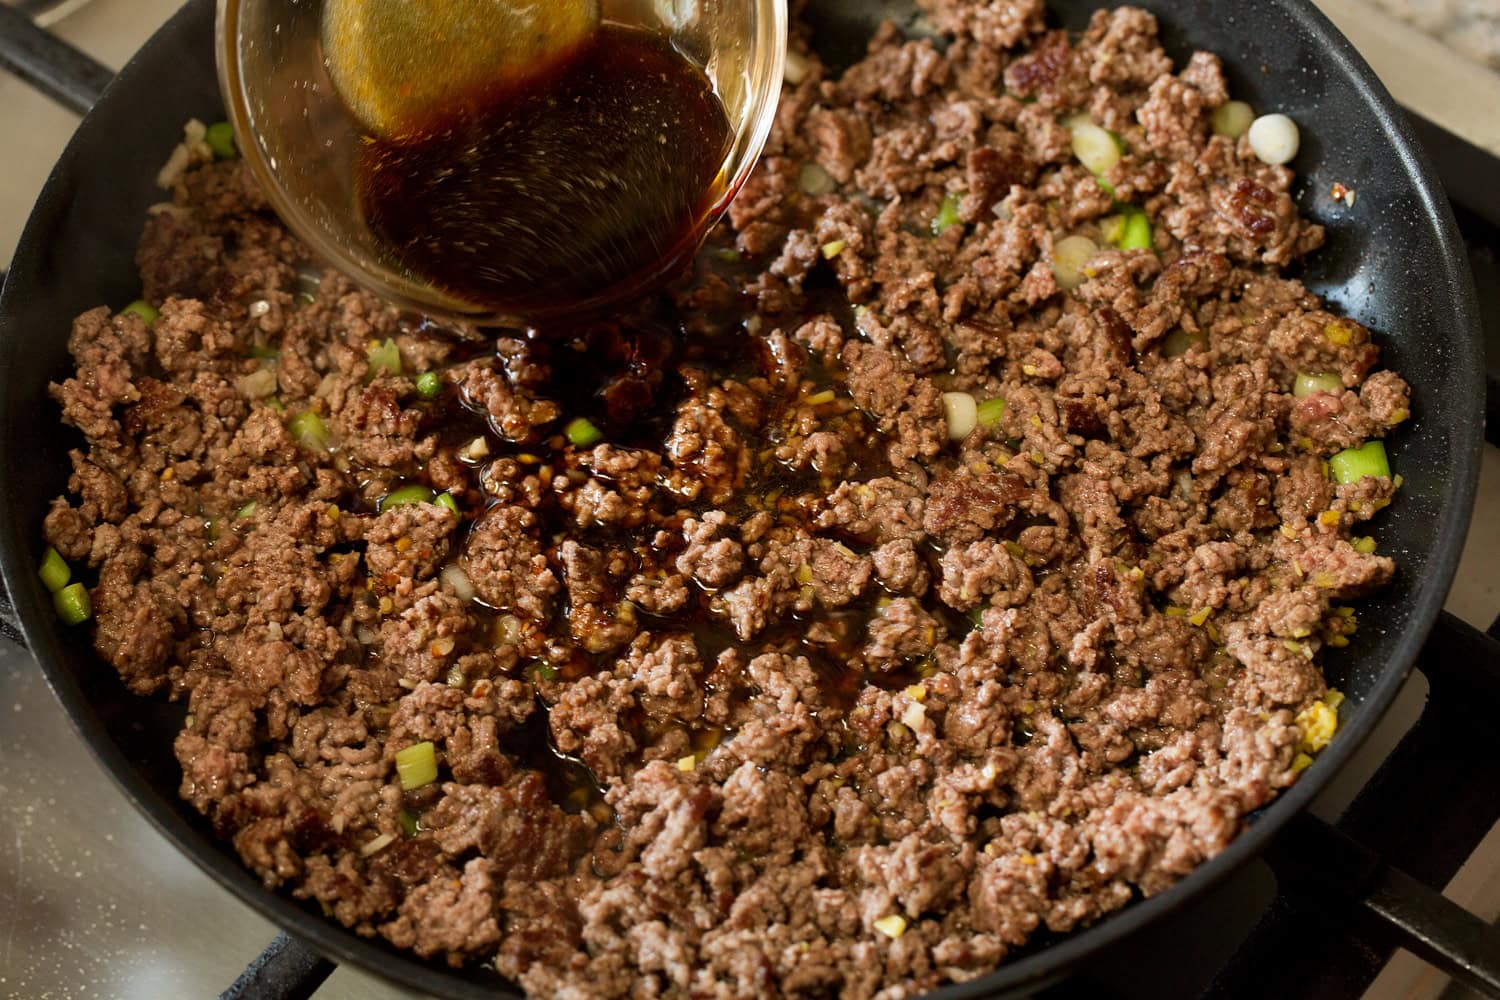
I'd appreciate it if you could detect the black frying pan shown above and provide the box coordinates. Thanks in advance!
[0,0,1490,997]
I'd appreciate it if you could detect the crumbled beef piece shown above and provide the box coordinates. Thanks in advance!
[865,599,942,670]
[452,359,560,442]
[938,540,1035,611]
[460,507,560,620]
[675,511,746,589]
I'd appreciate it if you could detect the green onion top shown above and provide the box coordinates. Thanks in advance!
[399,810,420,838]
[395,741,438,791]
[565,417,604,448]
[380,484,436,511]
[366,339,402,379]
[1329,441,1391,485]
[38,547,70,593]
[435,492,461,516]
[1293,372,1343,398]
[415,371,442,400]
[976,398,1007,429]
[1118,212,1153,251]
[288,410,330,453]
[119,300,159,326]
[205,121,238,160]
[931,193,963,236]
[53,583,92,626]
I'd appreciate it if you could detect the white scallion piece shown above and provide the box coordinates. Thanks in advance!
[1050,235,1100,291]
[799,163,836,196]
[440,563,476,603]
[235,367,278,400]
[941,391,978,441]
[1248,113,1300,165]
[359,832,396,857]
[1211,100,1255,139]
[784,49,810,85]
[1068,120,1122,175]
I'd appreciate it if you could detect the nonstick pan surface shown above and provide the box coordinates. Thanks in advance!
[0,0,1483,995]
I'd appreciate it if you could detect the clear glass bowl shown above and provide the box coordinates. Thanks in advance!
[217,0,787,325]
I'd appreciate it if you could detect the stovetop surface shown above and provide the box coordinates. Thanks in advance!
[2,2,1500,999]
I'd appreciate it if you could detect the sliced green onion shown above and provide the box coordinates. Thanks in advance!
[533,661,559,682]
[436,492,460,516]
[380,484,436,511]
[235,501,258,520]
[236,367,279,400]
[1118,212,1153,251]
[1212,101,1255,140]
[415,371,442,399]
[399,810,420,838]
[820,239,847,259]
[38,547,70,593]
[1294,372,1344,398]
[395,741,438,791]
[1069,120,1123,176]
[1163,329,1206,358]
[53,583,91,626]
[247,343,279,360]
[366,339,402,379]
[288,410,330,452]
[565,417,604,448]
[1100,215,1127,245]
[205,121,238,160]
[713,247,744,264]
[1329,441,1391,484]
[931,193,963,236]
[1096,176,1116,197]
[977,398,1006,429]
[264,397,286,413]
[119,300,159,326]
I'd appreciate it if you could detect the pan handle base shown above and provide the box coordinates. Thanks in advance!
[219,932,335,1000]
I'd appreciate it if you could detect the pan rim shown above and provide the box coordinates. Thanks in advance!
[0,0,1484,995]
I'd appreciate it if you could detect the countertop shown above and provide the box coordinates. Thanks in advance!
[2,2,1498,998]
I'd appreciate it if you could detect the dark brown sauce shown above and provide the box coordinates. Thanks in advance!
[355,23,732,316]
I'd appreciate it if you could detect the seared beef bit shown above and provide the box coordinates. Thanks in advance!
[50,8,1408,995]
[924,470,1027,544]
[460,507,559,620]
[626,572,692,615]
[452,359,560,442]
[674,511,745,589]
[865,598,942,670]
[817,477,927,544]
[662,399,748,504]
[938,540,1035,611]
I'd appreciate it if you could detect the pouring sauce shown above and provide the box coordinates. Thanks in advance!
[349,23,733,317]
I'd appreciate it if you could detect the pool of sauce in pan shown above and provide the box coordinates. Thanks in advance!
[376,255,977,820]
[354,23,732,316]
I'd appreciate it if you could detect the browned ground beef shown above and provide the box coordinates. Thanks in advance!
[46,3,1408,996]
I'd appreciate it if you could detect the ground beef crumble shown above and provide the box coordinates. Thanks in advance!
[46,4,1408,997]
